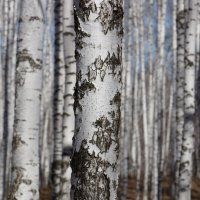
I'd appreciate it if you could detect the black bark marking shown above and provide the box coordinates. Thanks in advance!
[76,0,97,22]
[98,0,123,35]
[17,49,42,71]
[74,11,91,49]
[8,167,24,200]
[90,116,113,153]
[87,46,122,82]
[71,141,111,199]
[12,134,26,151]
[29,16,40,21]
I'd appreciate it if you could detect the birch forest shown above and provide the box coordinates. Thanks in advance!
[1,0,200,200]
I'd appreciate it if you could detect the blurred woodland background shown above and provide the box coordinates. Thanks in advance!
[1,0,200,200]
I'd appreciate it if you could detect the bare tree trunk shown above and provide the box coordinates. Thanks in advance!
[9,0,46,199]
[175,0,185,197]
[71,0,123,199]
[60,0,76,199]
[120,0,131,199]
[147,0,154,180]
[178,0,196,199]
[139,1,149,199]
[52,0,65,199]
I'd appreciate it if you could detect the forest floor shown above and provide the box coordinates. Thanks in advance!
[40,175,200,200]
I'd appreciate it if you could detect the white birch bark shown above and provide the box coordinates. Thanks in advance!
[139,1,149,199]
[9,0,46,199]
[60,0,76,199]
[132,5,141,199]
[175,0,185,197]
[159,0,167,179]
[71,0,123,199]
[3,0,18,196]
[151,79,159,200]
[196,0,200,179]
[147,0,154,177]
[178,0,196,199]
[52,0,65,198]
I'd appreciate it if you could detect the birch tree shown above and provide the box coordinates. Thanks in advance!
[52,0,65,198]
[139,1,149,199]
[175,0,185,197]
[61,0,76,199]
[9,0,46,199]
[120,0,131,198]
[3,0,18,196]
[178,0,196,199]
[147,0,154,179]
[71,0,123,199]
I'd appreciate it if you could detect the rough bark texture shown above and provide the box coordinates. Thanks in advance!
[71,0,123,199]
[9,0,46,199]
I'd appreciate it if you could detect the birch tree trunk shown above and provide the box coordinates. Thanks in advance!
[71,0,123,199]
[160,0,167,177]
[120,0,131,198]
[0,0,9,197]
[147,0,154,178]
[175,0,185,197]
[61,0,76,199]
[132,4,141,198]
[52,0,65,198]
[9,0,46,199]
[151,79,159,200]
[139,1,149,199]
[40,0,54,187]
[178,0,196,199]
[3,0,18,196]
[0,2,3,192]
[165,0,177,175]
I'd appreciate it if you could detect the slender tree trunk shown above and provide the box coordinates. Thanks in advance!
[3,0,18,196]
[52,0,65,199]
[9,0,46,199]
[71,0,123,199]
[60,0,76,199]
[178,0,196,199]
[147,0,154,179]
[40,0,54,186]
[152,76,159,200]
[139,1,149,199]
[120,0,131,198]
[175,0,185,197]
[132,5,141,198]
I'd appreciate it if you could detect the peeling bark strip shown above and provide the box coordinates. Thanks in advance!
[71,0,123,199]
[10,0,46,199]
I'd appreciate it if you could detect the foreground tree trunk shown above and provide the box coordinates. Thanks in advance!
[71,0,123,199]
[178,0,196,199]
[9,0,46,199]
